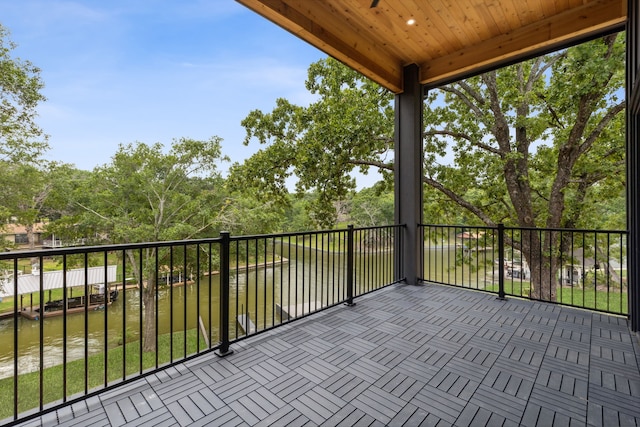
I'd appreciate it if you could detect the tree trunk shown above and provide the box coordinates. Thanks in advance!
[142,274,157,352]
[125,249,158,353]
[519,229,559,301]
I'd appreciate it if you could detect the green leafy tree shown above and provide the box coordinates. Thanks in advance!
[0,24,48,164]
[280,194,316,232]
[73,137,228,351]
[423,33,624,300]
[233,33,624,301]
[217,190,286,236]
[348,186,394,227]
[228,60,394,228]
[0,161,73,250]
[0,23,50,241]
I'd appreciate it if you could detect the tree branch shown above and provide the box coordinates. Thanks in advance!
[424,130,501,155]
[75,201,112,222]
[349,159,393,171]
[423,175,497,227]
[439,85,484,118]
[578,101,625,157]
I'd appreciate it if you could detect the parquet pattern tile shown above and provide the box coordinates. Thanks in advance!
[13,283,640,427]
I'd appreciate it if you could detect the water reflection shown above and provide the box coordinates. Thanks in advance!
[0,244,399,379]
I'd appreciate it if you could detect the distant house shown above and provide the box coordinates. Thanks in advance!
[1,222,47,249]
[560,248,626,286]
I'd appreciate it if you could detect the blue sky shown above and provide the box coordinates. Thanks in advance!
[0,1,327,175]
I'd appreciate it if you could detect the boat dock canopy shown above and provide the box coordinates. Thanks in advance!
[0,265,117,297]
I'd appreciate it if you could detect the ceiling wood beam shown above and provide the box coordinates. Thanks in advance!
[420,0,626,86]
[236,0,404,92]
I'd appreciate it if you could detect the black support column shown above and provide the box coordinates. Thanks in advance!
[394,64,423,285]
[627,0,640,332]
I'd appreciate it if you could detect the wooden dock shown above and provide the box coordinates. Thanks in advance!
[20,302,112,320]
[236,313,256,334]
[275,301,325,320]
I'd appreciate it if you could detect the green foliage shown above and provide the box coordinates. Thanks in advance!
[0,24,48,163]
[229,57,394,228]
[281,193,320,232]
[347,185,394,227]
[231,34,624,301]
[424,33,625,231]
[70,137,228,244]
[47,137,231,351]
[0,161,76,249]
[233,35,624,234]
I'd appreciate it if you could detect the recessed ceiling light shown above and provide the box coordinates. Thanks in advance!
[407,18,416,25]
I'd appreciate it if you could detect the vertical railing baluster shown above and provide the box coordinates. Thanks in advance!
[83,253,89,392]
[138,249,143,373]
[183,244,187,357]
[208,242,212,348]
[582,236,586,308]
[196,244,201,352]
[301,234,306,315]
[606,232,611,312]
[235,240,240,338]
[288,235,293,317]
[559,231,564,306]
[121,252,127,376]
[216,232,233,356]
[154,247,159,369]
[320,233,325,309]
[307,233,312,312]
[279,237,284,323]
[13,257,18,420]
[264,237,268,328]
[419,225,424,282]
[272,237,276,327]
[571,232,575,306]
[38,255,44,410]
[252,238,257,331]
[498,224,506,300]
[169,246,174,362]
[594,232,599,310]
[620,232,624,314]
[346,225,355,306]
[63,254,68,399]
[338,230,343,300]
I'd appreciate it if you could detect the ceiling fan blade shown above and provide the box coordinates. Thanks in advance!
[370,0,380,8]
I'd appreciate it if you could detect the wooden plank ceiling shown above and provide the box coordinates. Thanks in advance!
[236,0,626,93]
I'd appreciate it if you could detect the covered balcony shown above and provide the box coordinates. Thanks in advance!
[9,280,640,426]
[2,0,639,426]
[0,224,637,426]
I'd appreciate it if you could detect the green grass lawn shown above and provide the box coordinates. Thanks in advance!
[0,328,210,420]
[482,281,628,314]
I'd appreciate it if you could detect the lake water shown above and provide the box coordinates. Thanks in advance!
[0,244,475,379]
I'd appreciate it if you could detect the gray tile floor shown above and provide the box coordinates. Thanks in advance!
[13,283,640,426]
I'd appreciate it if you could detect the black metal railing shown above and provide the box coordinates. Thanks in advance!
[0,225,403,424]
[419,224,628,315]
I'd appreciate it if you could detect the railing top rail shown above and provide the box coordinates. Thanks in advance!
[229,224,406,242]
[420,223,628,235]
[0,237,223,260]
[0,224,407,260]
[230,228,346,242]
[419,224,497,232]
[354,224,406,231]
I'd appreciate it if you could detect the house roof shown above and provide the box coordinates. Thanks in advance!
[236,0,626,93]
[2,223,46,235]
